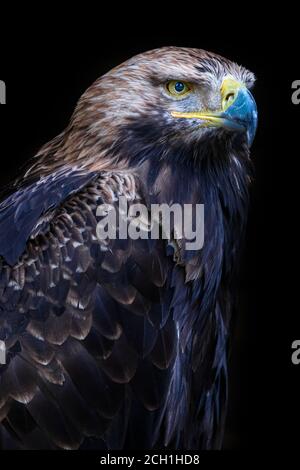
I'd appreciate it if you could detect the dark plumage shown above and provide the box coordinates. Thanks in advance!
[0,47,257,450]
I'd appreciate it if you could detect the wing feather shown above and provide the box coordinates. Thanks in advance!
[0,168,228,450]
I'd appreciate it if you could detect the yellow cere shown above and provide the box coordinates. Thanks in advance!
[220,77,244,111]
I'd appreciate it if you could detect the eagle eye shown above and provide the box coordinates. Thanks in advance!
[166,80,192,98]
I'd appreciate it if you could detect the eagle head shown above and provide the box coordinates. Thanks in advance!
[29,47,257,178]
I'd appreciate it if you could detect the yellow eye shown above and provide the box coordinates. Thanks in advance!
[166,80,192,97]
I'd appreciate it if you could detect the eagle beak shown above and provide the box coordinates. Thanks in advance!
[171,77,258,146]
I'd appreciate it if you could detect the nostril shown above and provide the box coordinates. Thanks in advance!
[222,91,236,111]
[225,92,235,104]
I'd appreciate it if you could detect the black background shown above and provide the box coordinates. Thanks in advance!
[0,10,299,452]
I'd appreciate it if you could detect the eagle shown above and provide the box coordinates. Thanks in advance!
[0,47,257,450]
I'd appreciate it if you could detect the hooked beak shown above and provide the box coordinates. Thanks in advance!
[171,77,258,146]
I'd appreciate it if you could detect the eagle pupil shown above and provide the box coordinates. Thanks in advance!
[175,82,184,93]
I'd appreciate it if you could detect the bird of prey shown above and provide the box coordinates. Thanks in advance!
[0,47,257,450]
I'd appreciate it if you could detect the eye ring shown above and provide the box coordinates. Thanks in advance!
[166,80,192,98]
